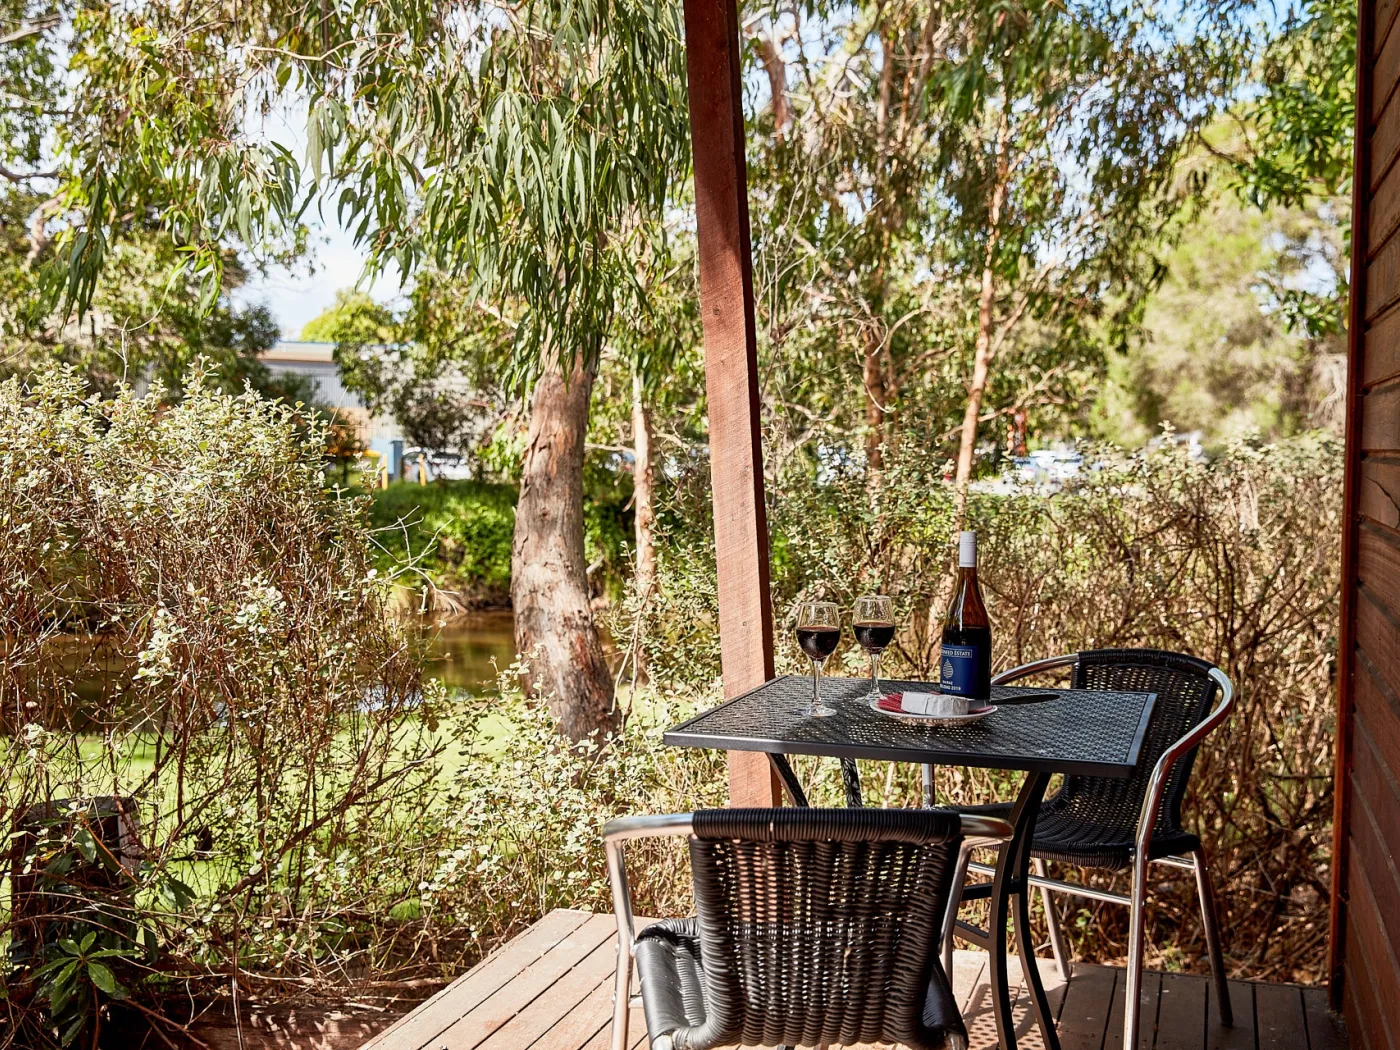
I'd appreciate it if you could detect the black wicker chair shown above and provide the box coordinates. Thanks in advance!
[941,648,1235,1050]
[604,807,1013,1050]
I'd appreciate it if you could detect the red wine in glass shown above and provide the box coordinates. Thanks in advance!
[794,601,840,717]
[854,595,896,700]
[796,625,841,661]
[853,622,895,651]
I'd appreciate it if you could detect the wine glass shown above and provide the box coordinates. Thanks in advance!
[853,594,895,701]
[794,601,840,717]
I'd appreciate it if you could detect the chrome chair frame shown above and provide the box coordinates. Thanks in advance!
[939,655,1236,1050]
[605,811,1014,1050]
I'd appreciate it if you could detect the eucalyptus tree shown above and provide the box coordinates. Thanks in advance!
[301,0,689,740]
[746,0,1253,521]
[1220,0,1354,338]
[34,0,689,740]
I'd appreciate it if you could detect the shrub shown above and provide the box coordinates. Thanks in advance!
[0,369,439,1046]
[369,480,518,608]
[367,468,634,610]
[404,670,728,958]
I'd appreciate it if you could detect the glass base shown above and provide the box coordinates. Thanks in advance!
[799,704,838,718]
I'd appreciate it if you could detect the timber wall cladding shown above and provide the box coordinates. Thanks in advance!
[1343,0,1400,1042]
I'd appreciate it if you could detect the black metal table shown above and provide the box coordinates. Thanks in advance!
[663,673,1157,1050]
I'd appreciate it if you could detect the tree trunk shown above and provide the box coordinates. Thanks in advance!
[632,370,657,597]
[951,254,998,529]
[951,124,1011,535]
[863,320,887,474]
[512,353,618,741]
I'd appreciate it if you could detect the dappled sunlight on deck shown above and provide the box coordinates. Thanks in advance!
[359,910,1345,1050]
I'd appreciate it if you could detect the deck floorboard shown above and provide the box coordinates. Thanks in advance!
[360,910,1344,1050]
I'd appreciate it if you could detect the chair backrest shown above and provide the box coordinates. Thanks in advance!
[680,807,966,1050]
[1063,648,1222,848]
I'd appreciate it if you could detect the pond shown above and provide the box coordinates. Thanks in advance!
[422,611,518,693]
[54,613,520,707]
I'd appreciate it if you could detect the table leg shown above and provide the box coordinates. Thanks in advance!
[768,754,809,807]
[767,754,862,808]
[839,758,863,807]
[988,772,1059,1050]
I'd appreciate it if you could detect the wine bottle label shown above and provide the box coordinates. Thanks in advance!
[940,644,982,696]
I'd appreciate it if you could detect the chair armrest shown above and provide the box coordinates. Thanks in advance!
[991,654,1078,686]
[605,814,696,953]
[959,814,1015,840]
[1133,667,1235,859]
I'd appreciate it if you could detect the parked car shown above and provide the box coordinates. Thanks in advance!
[403,447,474,481]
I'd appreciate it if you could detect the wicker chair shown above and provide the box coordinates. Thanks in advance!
[941,648,1235,1050]
[604,807,1013,1050]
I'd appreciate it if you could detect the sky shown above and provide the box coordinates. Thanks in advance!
[229,206,405,339]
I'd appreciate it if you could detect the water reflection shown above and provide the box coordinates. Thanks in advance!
[422,611,517,693]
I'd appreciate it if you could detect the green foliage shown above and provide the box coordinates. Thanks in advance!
[369,481,519,606]
[1,368,437,1042]
[27,0,690,395]
[299,0,691,382]
[50,1,304,317]
[368,474,634,606]
[1221,0,1356,337]
[741,0,1258,476]
[1095,188,1347,445]
[0,0,60,177]
[300,289,396,344]
[1234,0,1356,211]
[413,675,727,949]
[327,272,517,457]
[0,204,285,398]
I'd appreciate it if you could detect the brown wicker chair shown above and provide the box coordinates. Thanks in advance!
[604,807,1012,1050]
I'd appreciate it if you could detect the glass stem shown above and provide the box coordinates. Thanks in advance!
[810,659,823,716]
[870,651,883,697]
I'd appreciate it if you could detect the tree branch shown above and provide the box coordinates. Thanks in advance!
[0,162,59,183]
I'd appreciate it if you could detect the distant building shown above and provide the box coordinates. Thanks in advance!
[262,340,406,476]
[261,340,402,444]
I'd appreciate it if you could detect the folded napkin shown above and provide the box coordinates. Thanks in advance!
[878,691,989,717]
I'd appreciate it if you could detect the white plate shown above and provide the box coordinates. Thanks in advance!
[868,696,997,725]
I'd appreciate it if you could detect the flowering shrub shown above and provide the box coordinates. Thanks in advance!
[0,365,1340,1050]
[0,368,728,1046]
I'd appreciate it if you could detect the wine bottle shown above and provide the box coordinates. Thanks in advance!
[940,531,992,700]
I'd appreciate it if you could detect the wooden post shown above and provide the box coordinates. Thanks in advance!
[682,0,780,807]
[1328,0,1373,1007]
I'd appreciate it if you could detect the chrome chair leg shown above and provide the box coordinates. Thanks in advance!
[1123,854,1149,1050]
[1035,858,1073,981]
[605,835,636,1050]
[1191,846,1233,1026]
[942,840,973,977]
[611,936,631,1050]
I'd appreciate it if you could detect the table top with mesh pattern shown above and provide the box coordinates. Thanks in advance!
[664,675,1156,778]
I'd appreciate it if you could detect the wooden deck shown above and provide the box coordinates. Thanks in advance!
[361,909,1346,1050]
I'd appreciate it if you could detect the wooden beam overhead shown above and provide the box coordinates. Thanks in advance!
[682,0,780,807]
